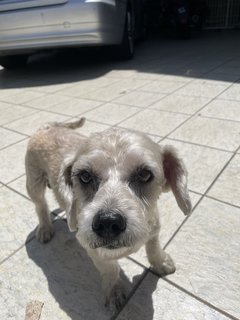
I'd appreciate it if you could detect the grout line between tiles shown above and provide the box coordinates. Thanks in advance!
[204,195,240,210]
[2,61,239,141]
[0,136,29,151]
[126,254,240,320]
[3,180,65,217]
[0,125,29,138]
[0,109,40,127]
[114,77,198,128]
[17,99,109,119]
[2,182,31,202]
[197,114,240,124]
[114,67,238,139]
[0,173,26,186]
[0,214,65,266]
[0,109,39,127]
[162,278,240,320]
[0,237,35,266]
[125,253,240,320]
[111,269,150,320]
[163,146,240,250]
[161,136,234,153]
[157,82,240,143]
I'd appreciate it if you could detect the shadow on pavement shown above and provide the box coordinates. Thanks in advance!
[1,30,240,90]
[25,219,156,320]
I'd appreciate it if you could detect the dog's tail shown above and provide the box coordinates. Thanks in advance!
[43,117,86,130]
[55,117,86,129]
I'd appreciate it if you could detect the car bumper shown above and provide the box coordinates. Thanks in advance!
[0,0,126,54]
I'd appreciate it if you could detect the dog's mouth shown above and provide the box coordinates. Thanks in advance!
[90,239,129,250]
[103,244,123,250]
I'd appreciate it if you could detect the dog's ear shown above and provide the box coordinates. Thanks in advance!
[161,145,192,215]
[59,155,78,232]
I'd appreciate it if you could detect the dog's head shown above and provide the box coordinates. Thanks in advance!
[60,128,191,259]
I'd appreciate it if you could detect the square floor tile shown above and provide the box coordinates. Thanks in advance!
[0,102,37,126]
[200,99,240,122]
[84,103,139,125]
[79,79,150,102]
[58,78,120,98]
[55,82,96,98]
[120,109,189,136]
[141,81,186,94]
[217,83,240,101]
[30,82,75,94]
[46,97,102,116]
[4,111,70,136]
[170,115,240,152]
[0,139,28,184]
[130,192,200,267]
[1,90,45,104]
[208,154,240,207]
[113,91,165,108]
[0,187,38,262]
[0,220,144,320]
[150,95,210,115]
[175,83,227,98]
[8,175,59,213]
[0,127,26,150]
[118,273,230,320]
[160,139,232,194]
[24,94,71,109]
[166,198,240,319]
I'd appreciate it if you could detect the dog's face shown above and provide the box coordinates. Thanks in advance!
[62,128,191,259]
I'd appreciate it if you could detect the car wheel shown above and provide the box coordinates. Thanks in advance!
[0,55,28,69]
[118,7,135,60]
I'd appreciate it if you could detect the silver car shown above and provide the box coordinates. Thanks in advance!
[0,0,145,69]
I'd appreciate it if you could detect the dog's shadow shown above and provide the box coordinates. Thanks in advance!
[26,219,158,320]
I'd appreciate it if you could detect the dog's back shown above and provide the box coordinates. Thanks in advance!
[26,118,86,172]
[25,118,86,215]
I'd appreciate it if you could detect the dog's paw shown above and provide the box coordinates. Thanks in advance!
[152,253,176,276]
[36,224,54,243]
[105,281,127,312]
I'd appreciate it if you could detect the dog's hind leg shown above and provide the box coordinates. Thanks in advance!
[26,166,54,243]
[146,235,176,276]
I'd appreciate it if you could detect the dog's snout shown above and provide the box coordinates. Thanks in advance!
[92,211,126,238]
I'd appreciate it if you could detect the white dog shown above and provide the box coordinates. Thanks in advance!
[25,118,191,310]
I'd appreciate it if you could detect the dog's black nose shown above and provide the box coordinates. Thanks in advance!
[92,211,126,238]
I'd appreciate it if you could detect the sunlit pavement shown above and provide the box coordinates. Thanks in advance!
[0,30,240,320]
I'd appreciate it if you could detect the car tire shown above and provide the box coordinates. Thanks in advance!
[118,6,135,60]
[0,55,28,69]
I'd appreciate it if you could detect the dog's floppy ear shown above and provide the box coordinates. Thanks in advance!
[58,155,78,232]
[161,145,192,215]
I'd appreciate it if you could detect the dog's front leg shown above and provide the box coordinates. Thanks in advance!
[146,235,176,276]
[88,251,126,310]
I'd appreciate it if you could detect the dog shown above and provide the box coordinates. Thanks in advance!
[25,118,192,310]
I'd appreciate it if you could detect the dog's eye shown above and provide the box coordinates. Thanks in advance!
[138,169,153,183]
[79,170,92,184]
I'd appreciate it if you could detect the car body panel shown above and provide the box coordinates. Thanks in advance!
[0,0,141,55]
[0,0,68,12]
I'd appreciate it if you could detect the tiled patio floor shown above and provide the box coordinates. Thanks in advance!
[0,31,239,320]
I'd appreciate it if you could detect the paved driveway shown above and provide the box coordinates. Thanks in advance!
[0,31,240,320]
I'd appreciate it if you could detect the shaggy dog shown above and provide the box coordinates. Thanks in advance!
[25,118,191,310]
